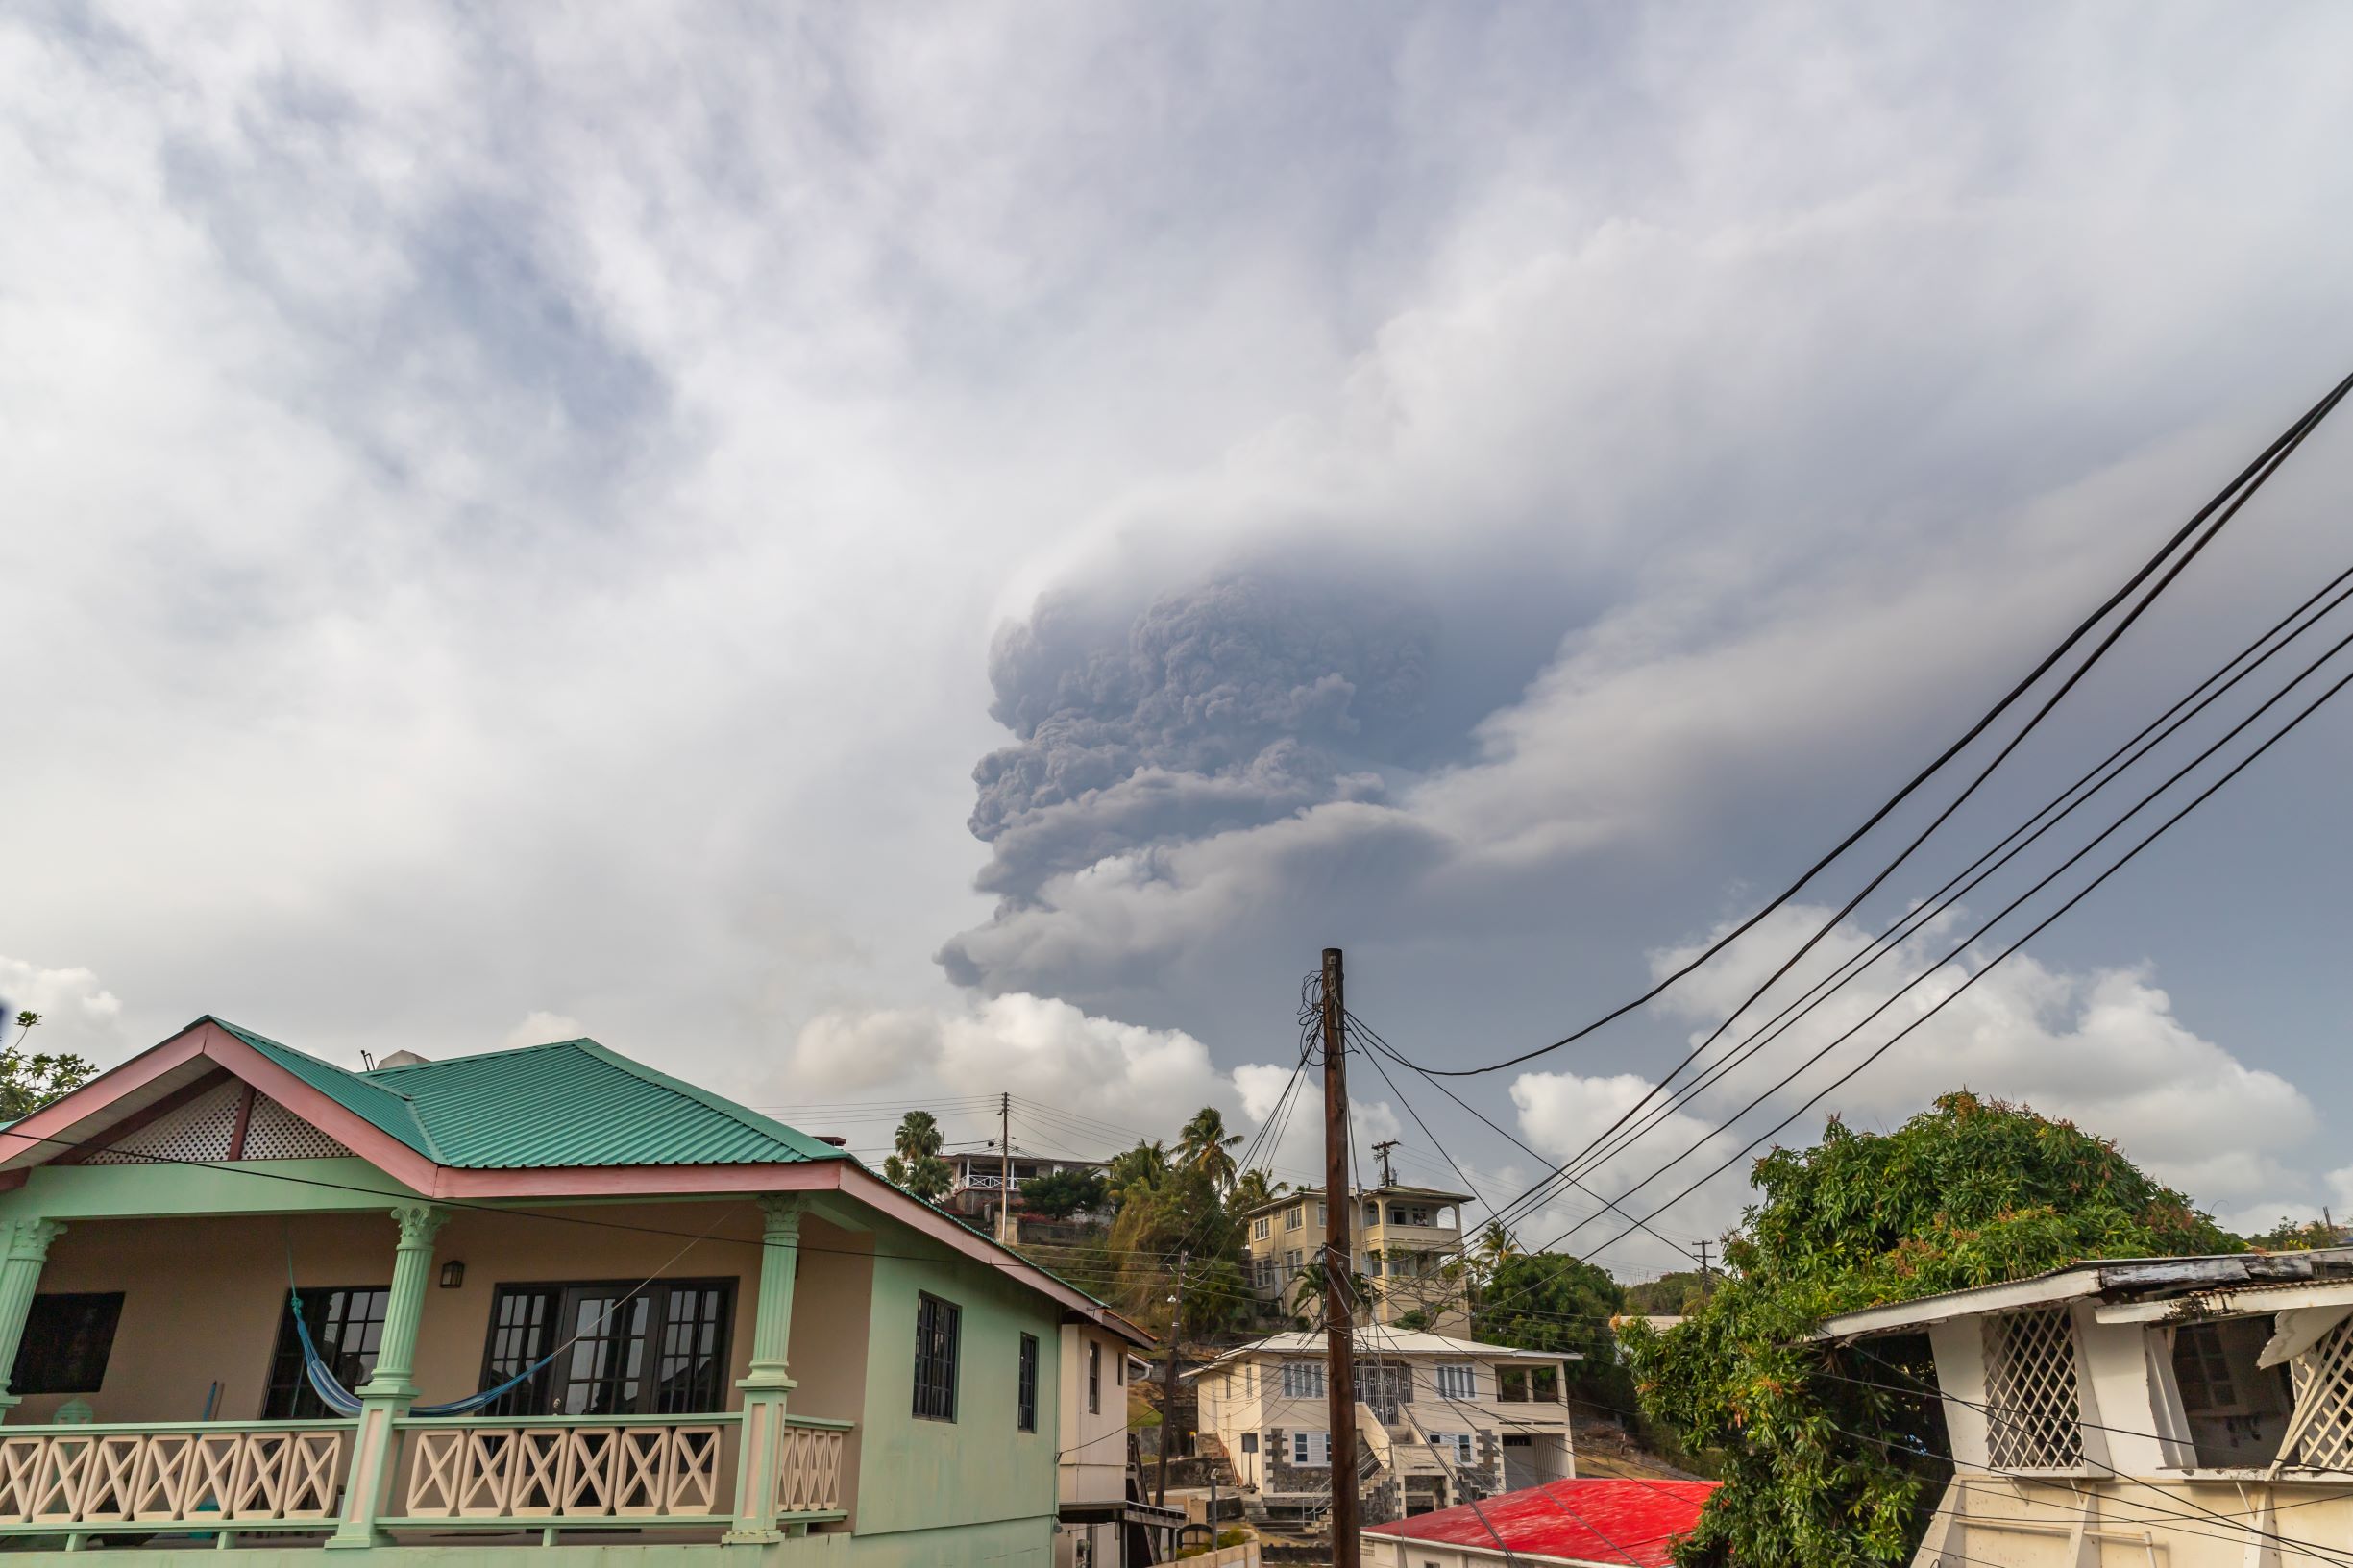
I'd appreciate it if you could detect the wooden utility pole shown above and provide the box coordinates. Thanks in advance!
[998,1091,1015,1245]
[1697,1239,1714,1300]
[1320,947,1360,1568]
[1157,1249,1187,1506]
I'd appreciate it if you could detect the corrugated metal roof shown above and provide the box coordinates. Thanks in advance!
[1197,1328,1576,1368]
[1363,1479,1716,1567]
[211,1018,846,1171]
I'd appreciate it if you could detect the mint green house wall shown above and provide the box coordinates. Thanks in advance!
[851,1221,1064,1568]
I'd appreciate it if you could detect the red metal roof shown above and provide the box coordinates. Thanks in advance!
[1362,1478,1717,1568]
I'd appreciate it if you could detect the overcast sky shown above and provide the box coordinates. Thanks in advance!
[8,4,2353,1273]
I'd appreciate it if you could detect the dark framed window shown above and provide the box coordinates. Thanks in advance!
[265,1286,390,1417]
[914,1293,960,1421]
[1088,1338,1101,1414]
[478,1280,735,1416]
[1017,1334,1040,1433]
[12,1293,124,1396]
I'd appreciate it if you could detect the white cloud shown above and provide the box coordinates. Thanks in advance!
[500,1011,590,1051]
[0,958,129,1065]
[1492,905,2335,1270]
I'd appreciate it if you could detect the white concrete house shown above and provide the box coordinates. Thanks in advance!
[1187,1329,1577,1526]
[1816,1248,2353,1567]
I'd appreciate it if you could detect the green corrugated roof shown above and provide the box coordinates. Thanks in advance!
[208,1017,847,1171]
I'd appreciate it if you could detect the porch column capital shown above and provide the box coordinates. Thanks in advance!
[3,1218,64,1264]
[389,1202,449,1251]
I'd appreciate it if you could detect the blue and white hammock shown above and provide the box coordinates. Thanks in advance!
[286,1287,562,1419]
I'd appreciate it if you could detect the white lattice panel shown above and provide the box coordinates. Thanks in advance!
[84,1083,355,1164]
[1982,1308,2083,1470]
[244,1096,355,1160]
[2287,1318,2353,1471]
[85,1083,241,1164]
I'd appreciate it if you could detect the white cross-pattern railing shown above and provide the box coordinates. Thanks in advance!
[2284,1317,2353,1472]
[1983,1307,2085,1471]
[0,1421,349,1527]
[775,1417,848,1514]
[398,1415,731,1522]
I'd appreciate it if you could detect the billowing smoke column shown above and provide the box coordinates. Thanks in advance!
[960,572,1435,912]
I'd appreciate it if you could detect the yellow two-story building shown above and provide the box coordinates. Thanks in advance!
[1238,1186,1474,1333]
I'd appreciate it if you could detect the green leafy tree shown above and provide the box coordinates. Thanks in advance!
[1622,1271,1709,1316]
[1230,1168,1287,1211]
[1019,1167,1109,1220]
[1627,1091,2236,1567]
[0,1013,93,1120]
[1472,1252,1630,1410]
[1177,1107,1244,1190]
[879,1111,952,1202]
[1107,1139,1172,1206]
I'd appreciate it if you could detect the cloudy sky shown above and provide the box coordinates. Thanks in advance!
[8,3,2353,1271]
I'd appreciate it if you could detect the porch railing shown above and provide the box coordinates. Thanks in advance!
[774,1416,850,1514]
[0,1420,352,1531]
[386,1411,851,1530]
[390,1413,735,1526]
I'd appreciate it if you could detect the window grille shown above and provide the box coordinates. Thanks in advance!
[1253,1217,1271,1240]
[1434,1362,1478,1401]
[914,1292,961,1421]
[2285,1316,2353,1471]
[1983,1307,2083,1470]
[1281,1360,1325,1398]
[1017,1334,1039,1433]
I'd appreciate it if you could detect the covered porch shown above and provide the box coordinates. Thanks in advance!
[0,1185,863,1551]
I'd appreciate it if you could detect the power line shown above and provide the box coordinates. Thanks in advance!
[1408,366,2353,1086]
[1532,633,2353,1262]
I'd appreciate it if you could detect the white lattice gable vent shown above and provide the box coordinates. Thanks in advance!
[2285,1317,2353,1472]
[85,1080,357,1164]
[1982,1306,2085,1471]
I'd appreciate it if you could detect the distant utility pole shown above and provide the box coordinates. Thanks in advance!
[999,1091,1014,1245]
[1320,947,1361,1568]
[1372,1139,1399,1190]
[1158,1249,1188,1506]
[1696,1240,1714,1300]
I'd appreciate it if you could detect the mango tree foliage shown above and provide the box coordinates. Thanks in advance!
[1625,1091,2236,1568]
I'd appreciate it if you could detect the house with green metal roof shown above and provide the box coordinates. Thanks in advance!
[0,1016,1158,1568]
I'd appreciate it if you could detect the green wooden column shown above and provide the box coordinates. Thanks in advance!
[724,1195,805,1544]
[0,1219,65,1422]
[328,1202,447,1549]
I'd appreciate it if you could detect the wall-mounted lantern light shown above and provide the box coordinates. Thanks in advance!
[439,1261,466,1289]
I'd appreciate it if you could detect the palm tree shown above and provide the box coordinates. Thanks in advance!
[893,1110,944,1164]
[1290,1258,1374,1329]
[1107,1139,1171,1204]
[1230,1167,1287,1212]
[902,1154,953,1203]
[1177,1107,1244,1190]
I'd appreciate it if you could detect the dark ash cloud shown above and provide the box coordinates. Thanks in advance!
[959,572,1437,911]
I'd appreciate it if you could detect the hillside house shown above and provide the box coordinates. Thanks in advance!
[1815,1247,2353,1567]
[1186,1329,1576,1527]
[0,1017,1154,1568]
[942,1154,1112,1239]
[1238,1187,1474,1333]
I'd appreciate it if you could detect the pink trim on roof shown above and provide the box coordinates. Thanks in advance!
[1361,1479,1716,1568]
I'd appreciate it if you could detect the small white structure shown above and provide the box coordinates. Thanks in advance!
[1188,1327,1578,1526]
[1057,1321,1156,1568]
[1816,1247,2353,1567]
